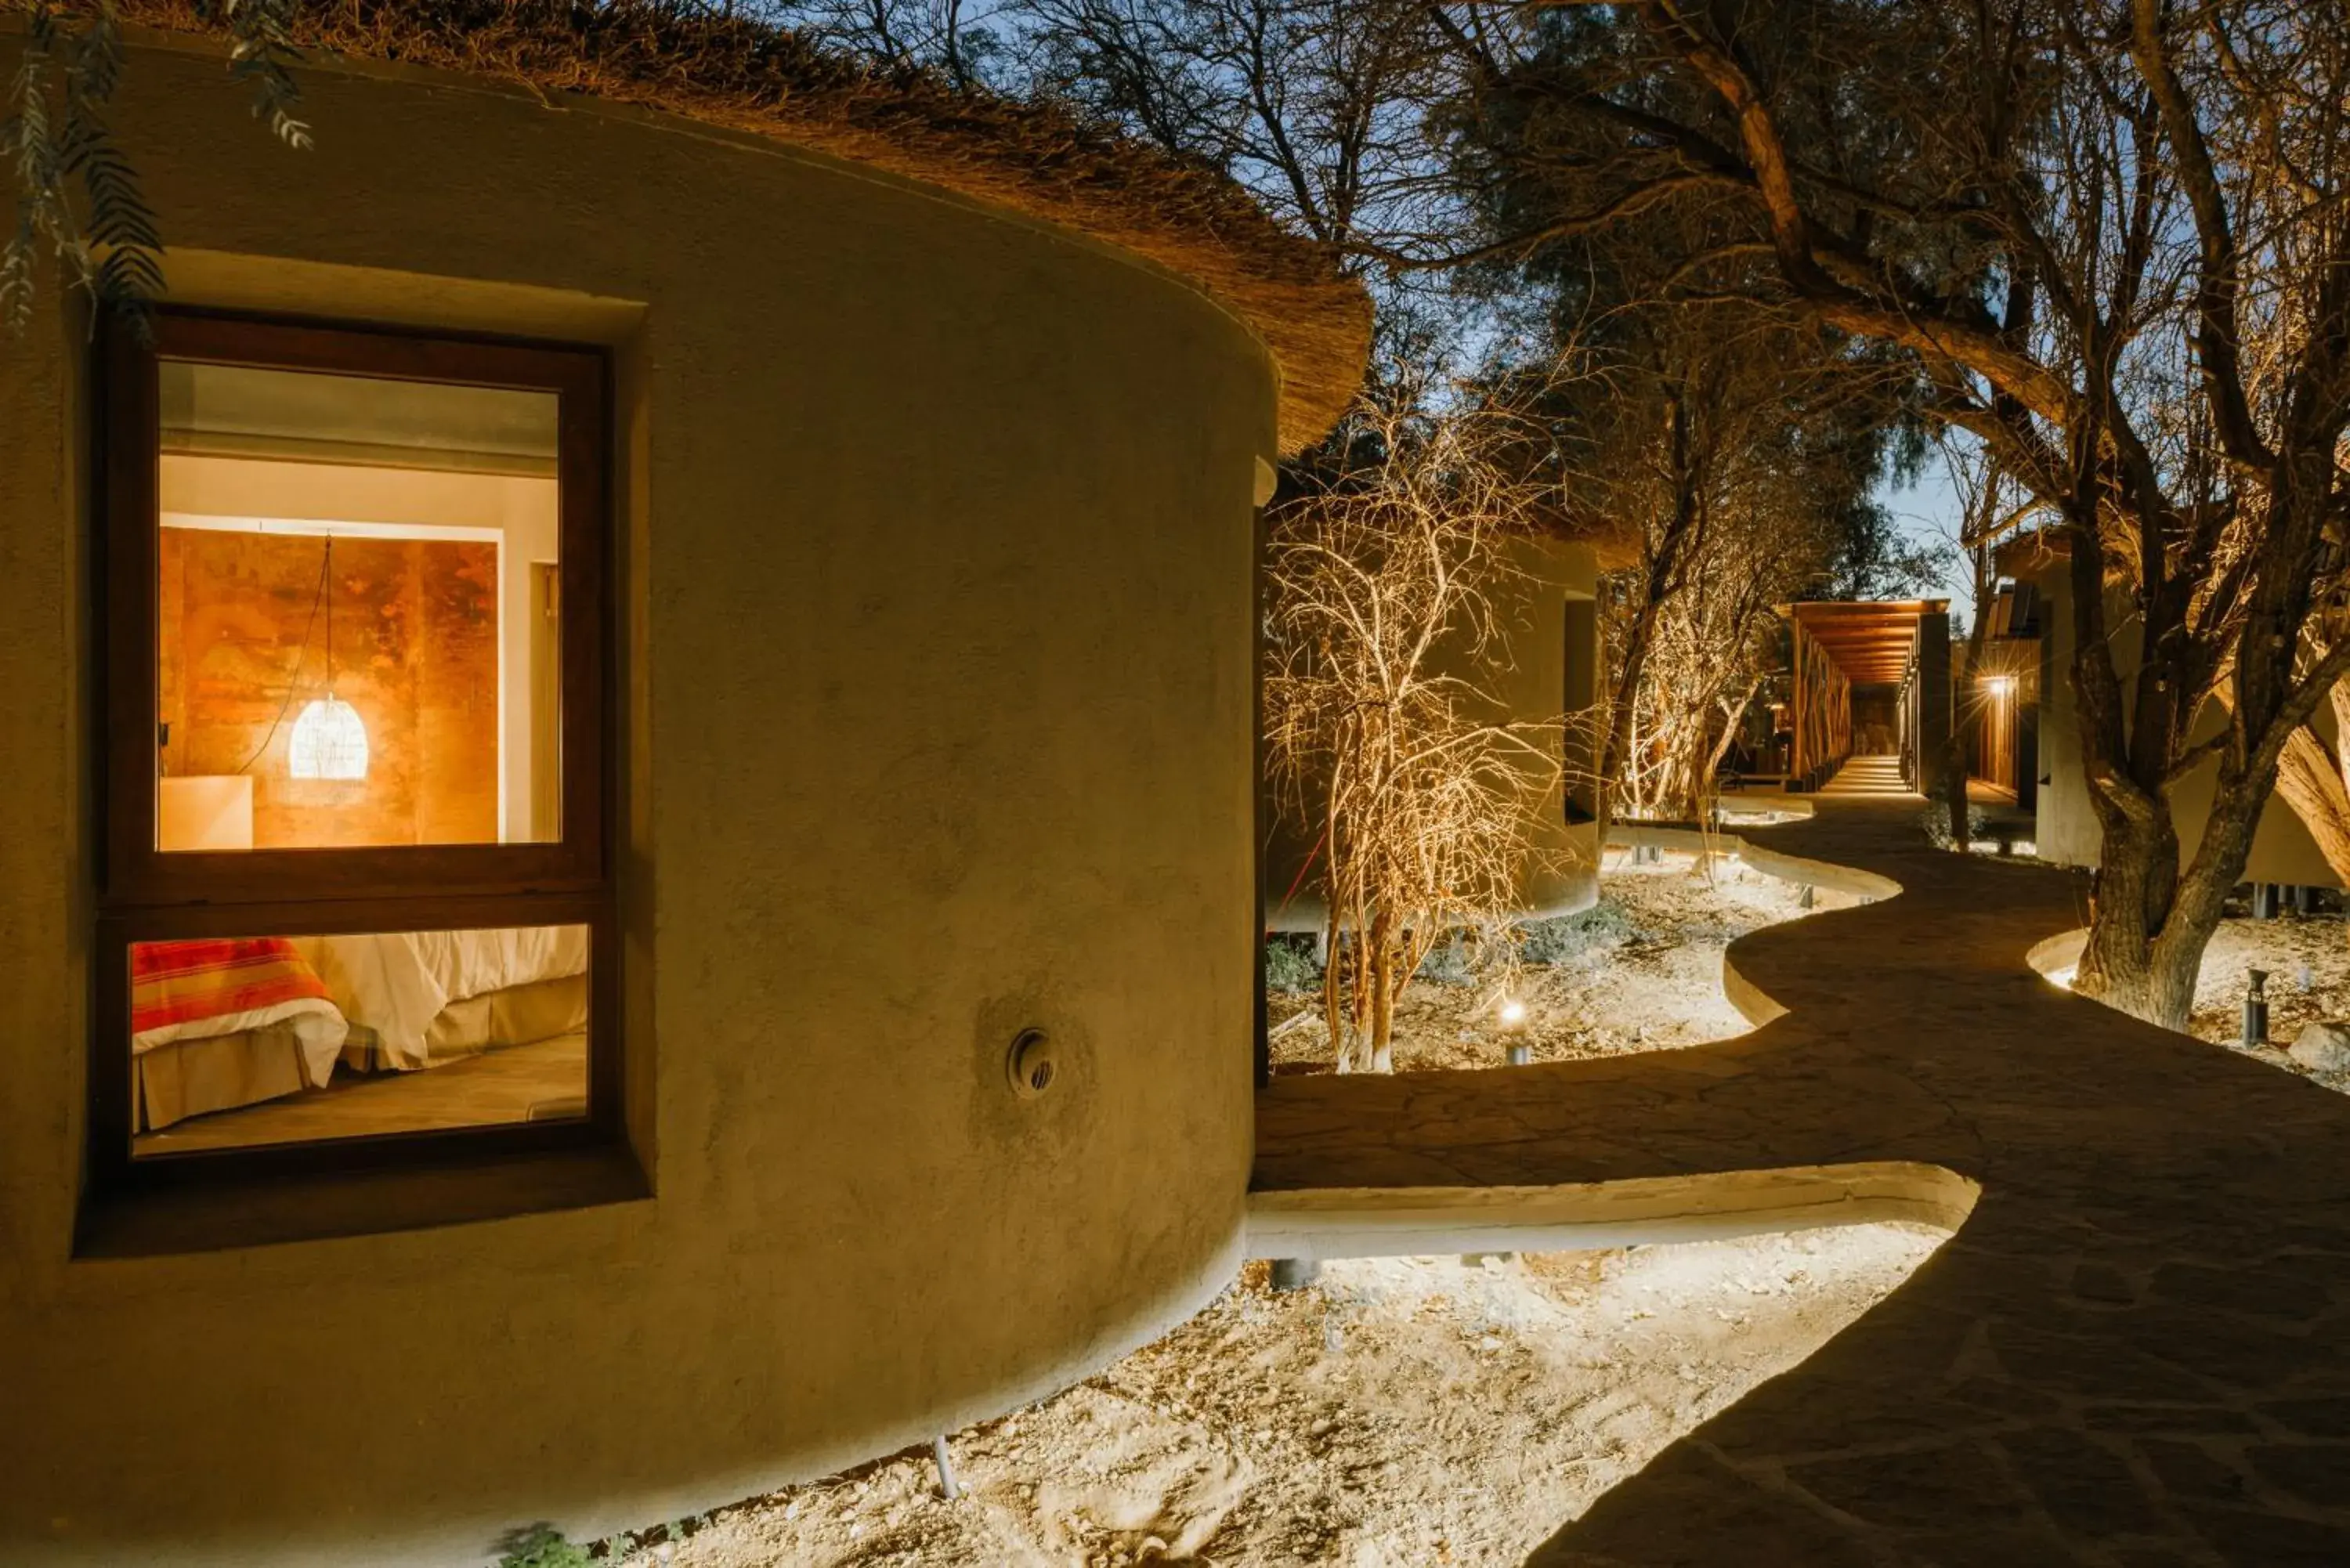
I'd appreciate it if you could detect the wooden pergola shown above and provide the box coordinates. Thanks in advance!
[1788,600,1947,685]
[1782,600,1952,790]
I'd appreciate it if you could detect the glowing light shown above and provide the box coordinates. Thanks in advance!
[1499,999,1528,1028]
[284,532,368,782]
[2045,966,2076,992]
[288,695,370,780]
[1980,674,2016,697]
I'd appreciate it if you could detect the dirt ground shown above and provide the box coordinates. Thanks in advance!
[574,851,1915,1568]
[600,1227,1943,1568]
[2184,909,2350,1083]
[1268,846,1832,1075]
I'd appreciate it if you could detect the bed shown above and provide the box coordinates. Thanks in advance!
[132,938,349,1133]
[131,927,589,1133]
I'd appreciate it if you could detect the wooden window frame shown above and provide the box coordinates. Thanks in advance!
[88,309,627,1212]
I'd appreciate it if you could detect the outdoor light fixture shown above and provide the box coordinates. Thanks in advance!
[287,535,369,782]
[1980,674,2016,696]
[1499,997,1531,1066]
[2244,970,2271,1046]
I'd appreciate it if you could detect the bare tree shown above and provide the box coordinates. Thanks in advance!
[1618,483,1831,820]
[1264,379,1570,1071]
[1424,0,2350,1028]
[1471,276,1929,826]
[752,0,1007,87]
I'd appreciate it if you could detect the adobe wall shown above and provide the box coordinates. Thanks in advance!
[0,37,1271,1566]
[1260,534,1602,933]
[2029,566,2339,887]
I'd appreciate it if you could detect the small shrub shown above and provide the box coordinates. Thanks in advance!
[1919,803,1988,851]
[1418,929,1480,985]
[1519,901,1639,966]
[495,1526,591,1568]
[1264,935,1322,994]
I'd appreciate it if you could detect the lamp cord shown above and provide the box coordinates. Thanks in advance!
[226,534,334,776]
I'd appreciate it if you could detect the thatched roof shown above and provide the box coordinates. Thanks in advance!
[121,0,1371,453]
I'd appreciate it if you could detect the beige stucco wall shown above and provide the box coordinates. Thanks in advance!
[1261,534,1602,932]
[0,38,1271,1566]
[1495,537,1604,917]
[2029,565,2340,886]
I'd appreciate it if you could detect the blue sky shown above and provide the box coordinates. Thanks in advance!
[1875,459,1980,629]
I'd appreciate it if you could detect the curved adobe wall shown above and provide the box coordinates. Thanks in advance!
[0,42,1271,1566]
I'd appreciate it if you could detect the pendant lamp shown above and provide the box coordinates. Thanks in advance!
[287,535,369,781]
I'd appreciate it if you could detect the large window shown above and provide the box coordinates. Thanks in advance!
[93,313,617,1193]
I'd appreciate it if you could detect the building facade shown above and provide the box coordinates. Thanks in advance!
[0,22,1364,1565]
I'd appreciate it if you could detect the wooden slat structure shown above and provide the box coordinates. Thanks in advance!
[1783,600,1952,793]
[1788,599,1945,684]
[1788,617,1854,788]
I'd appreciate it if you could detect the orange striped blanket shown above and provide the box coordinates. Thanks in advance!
[131,938,343,1053]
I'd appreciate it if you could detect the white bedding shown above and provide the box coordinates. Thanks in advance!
[293,926,589,1071]
[132,999,349,1089]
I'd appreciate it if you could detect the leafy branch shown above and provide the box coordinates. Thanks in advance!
[2,0,309,332]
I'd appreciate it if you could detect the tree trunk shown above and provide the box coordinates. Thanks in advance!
[1943,539,1994,851]
[1941,732,1969,851]
[2071,793,2256,1034]
[2075,814,2186,1028]
[1598,396,1703,835]
[1321,914,1350,1070]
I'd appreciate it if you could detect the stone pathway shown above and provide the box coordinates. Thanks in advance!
[1254,795,2350,1566]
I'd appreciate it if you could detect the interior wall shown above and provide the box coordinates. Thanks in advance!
[158,526,500,847]
[0,40,1272,1568]
[163,453,560,840]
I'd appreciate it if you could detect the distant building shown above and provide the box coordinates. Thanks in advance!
[1998,532,2341,885]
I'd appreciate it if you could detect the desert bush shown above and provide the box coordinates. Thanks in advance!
[1264,936,1323,995]
[1264,385,1569,1071]
[495,1525,590,1568]
[1519,901,1639,966]
[1919,803,1989,853]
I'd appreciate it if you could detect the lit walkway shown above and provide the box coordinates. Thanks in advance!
[1255,798,2350,1565]
[1814,754,1913,797]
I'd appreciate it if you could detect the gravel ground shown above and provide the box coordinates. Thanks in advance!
[598,1227,1943,1568]
[2185,909,2350,1086]
[561,848,1925,1568]
[1268,847,1840,1075]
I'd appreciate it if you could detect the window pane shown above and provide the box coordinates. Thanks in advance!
[128,924,590,1156]
[154,361,563,850]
